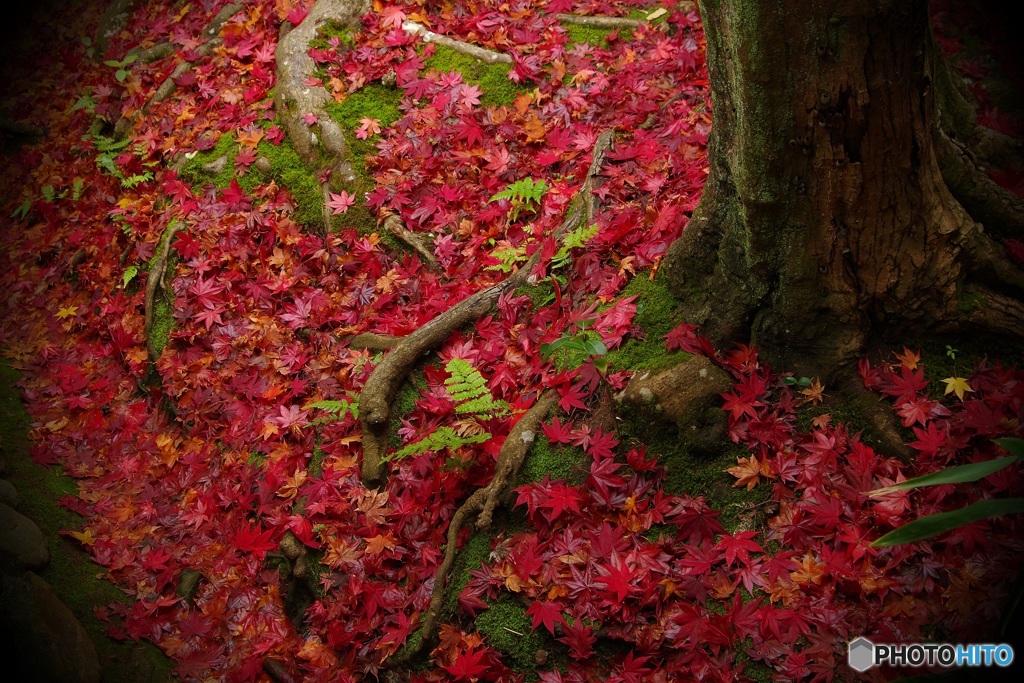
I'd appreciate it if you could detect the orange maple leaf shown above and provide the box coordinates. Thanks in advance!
[726,455,773,491]
[894,346,921,370]
[365,533,397,555]
[799,378,825,405]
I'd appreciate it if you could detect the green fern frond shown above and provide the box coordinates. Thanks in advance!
[444,358,509,416]
[382,426,490,462]
[305,397,359,420]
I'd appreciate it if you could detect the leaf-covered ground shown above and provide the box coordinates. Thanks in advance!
[1,1,1022,681]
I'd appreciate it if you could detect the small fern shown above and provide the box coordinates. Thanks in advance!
[489,177,548,221]
[382,426,490,463]
[444,358,509,416]
[383,359,508,464]
[305,397,359,426]
[552,222,600,269]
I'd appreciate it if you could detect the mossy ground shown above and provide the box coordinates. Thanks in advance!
[606,270,691,373]
[617,400,771,532]
[423,45,528,108]
[564,24,613,49]
[0,361,175,682]
[180,131,327,230]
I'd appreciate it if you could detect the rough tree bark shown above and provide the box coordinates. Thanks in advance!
[662,0,1024,381]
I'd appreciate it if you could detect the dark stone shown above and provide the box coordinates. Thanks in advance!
[0,571,101,683]
[0,478,18,508]
[0,501,49,571]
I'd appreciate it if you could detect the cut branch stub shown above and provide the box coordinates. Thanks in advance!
[615,355,732,455]
[275,0,370,191]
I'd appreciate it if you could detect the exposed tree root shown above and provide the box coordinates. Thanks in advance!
[401,21,511,64]
[835,377,914,463]
[275,0,369,199]
[114,3,243,138]
[937,129,1024,239]
[961,283,1024,339]
[359,130,614,485]
[349,332,401,351]
[93,0,139,60]
[382,214,438,270]
[388,391,557,667]
[556,13,643,29]
[144,220,183,362]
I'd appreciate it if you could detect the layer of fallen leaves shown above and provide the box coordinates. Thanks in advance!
[0,1,1021,682]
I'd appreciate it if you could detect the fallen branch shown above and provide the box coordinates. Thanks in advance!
[144,220,183,362]
[556,13,643,29]
[359,130,614,485]
[402,20,511,64]
[382,214,438,270]
[388,391,557,666]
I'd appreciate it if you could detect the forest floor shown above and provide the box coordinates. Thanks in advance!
[1,1,1023,682]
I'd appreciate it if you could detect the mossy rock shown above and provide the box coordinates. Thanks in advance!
[0,362,174,681]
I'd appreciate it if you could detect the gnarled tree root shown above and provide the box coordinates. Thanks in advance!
[359,130,614,485]
[614,355,732,455]
[387,391,557,667]
[144,220,183,362]
[402,21,511,64]
[275,0,369,202]
[382,214,438,270]
[937,129,1024,239]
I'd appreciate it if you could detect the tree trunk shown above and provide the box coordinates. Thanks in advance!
[663,0,1024,380]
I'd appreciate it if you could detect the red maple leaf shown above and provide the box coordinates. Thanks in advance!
[443,647,488,680]
[525,600,565,634]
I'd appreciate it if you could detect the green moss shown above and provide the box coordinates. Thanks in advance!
[617,403,770,532]
[606,270,690,373]
[423,45,527,108]
[0,361,173,681]
[514,436,587,487]
[475,598,546,672]
[325,84,405,235]
[441,529,495,619]
[180,130,327,231]
[255,137,325,229]
[564,24,613,49]
[735,639,777,682]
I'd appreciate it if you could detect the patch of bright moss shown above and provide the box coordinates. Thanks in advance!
[606,270,690,373]
[423,44,527,108]
[325,84,404,235]
[475,598,546,672]
[441,529,495,619]
[514,435,587,487]
[180,130,326,231]
[255,136,325,229]
[564,24,613,49]
[0,361,174,681]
